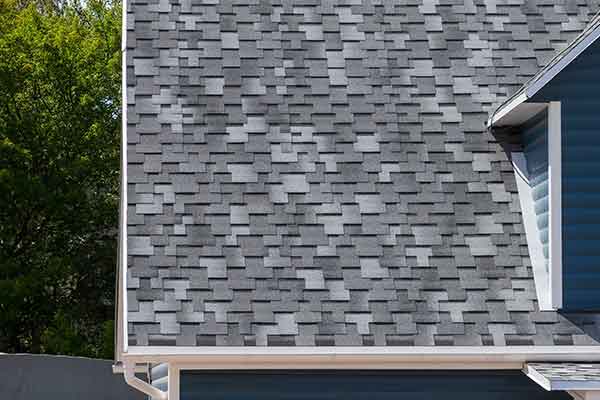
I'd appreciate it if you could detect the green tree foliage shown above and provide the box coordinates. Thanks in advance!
[0,0,121,358]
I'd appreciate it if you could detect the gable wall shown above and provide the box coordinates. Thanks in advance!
[532,39,600,310]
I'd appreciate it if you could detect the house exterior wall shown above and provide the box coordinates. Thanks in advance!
[179,371,570,400]
[532,39,600,310]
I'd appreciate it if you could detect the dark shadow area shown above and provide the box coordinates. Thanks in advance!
[561,312,600,343]
[0,354,144,400]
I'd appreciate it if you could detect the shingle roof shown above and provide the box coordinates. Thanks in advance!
[125,0,600,347]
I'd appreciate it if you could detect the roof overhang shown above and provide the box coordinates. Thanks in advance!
[488,16,600,129]
[120,346,600,370]
[487,98,546,128]
[525,363,600,399]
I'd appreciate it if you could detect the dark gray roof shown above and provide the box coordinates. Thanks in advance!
[125,0,600,347]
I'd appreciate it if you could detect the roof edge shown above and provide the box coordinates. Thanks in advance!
[117,0,129,362]
[121,346,600,367]
[489,14,600,129]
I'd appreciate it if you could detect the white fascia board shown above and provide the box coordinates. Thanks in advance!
[488,98,547,129]
[524,364,553,391]
[512,152,553,310]
[524,365,600,392]
[121,346,600,369]
[487,92,528,128]
[526,25,600,99]
[548,102,563,309]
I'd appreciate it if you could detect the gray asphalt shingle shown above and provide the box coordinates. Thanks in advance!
[125,0,600,347]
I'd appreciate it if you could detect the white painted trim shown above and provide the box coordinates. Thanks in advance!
[119,0,129,356]
[524,364,552,390]
[512,152,553,310]
[487,92,528,127]
[489,102,548,128]
[548,101,563,309]
[524,364,600,391]
[168,364,180,400]
[120,346,600,368]
[526,25,600,98]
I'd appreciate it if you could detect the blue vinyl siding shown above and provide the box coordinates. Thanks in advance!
[532,38,600,310]
[180,371,570,400]
[522,110,549,270]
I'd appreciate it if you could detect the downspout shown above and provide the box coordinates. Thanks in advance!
[124,361,168,400]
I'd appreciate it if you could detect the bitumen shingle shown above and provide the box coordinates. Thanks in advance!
[126,0,600,347]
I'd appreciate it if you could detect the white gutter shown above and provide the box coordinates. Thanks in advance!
[120,346,600,370]
[124,361,168,400]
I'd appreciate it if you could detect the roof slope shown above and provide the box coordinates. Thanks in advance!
[125,0,600,347]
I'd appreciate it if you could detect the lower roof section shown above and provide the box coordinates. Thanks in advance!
[122,0,600,349]
[525,363,600,391]
[122,346,600,369]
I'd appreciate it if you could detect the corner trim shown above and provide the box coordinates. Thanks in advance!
[168,364,180,400]
[548,101,563,309]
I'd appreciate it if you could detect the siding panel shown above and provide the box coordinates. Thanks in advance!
[180,371,570,400]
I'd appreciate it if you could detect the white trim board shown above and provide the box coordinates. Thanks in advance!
[548,101,563,309]
[120,346,600,367]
